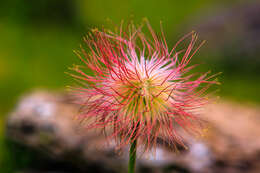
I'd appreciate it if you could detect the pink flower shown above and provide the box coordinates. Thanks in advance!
[70,21,218,151]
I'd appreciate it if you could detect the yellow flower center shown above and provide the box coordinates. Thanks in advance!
[114,73,172,121]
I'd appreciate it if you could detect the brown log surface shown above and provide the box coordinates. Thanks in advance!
[6,91,260,173]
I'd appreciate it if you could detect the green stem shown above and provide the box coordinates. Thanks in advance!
[128,138,137,173]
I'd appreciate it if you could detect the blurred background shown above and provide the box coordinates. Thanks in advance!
[1,0,260,172]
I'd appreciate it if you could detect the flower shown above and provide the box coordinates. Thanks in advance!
[69,21,218,151]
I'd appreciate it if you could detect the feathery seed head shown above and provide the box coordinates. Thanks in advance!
[70,21,218,151]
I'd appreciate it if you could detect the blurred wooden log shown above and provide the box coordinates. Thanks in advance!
[6,90,260,173]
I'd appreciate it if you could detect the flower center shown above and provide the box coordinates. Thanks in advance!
[112,72,172,121]
[139,79,151,96]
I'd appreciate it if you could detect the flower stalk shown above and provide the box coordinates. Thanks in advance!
[128,138,137,173]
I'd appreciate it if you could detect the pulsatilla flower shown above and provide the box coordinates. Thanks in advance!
[70,22,217,152]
